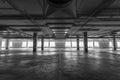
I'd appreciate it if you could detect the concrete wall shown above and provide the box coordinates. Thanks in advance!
[99,39,109,48]
[11,40,23,48]
[55,39,65,48]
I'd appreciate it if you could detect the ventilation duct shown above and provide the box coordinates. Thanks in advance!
[48,0,72,7]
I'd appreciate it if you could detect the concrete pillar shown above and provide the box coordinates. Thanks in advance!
[0,38,2,51]
[113,33,117,51]
[77,36,79,51]
[33,32,37,52]
[41,36,44,51]
[71,39,72,48]
[49,39,50,48]
[6,32,10,50]
[84,32,88,53]
[93,40,95,48]
[26,40,28,48]
[6,39,9,50]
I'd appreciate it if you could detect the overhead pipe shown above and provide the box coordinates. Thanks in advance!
[7,27,32,37]
[68,0,115,36]
[5,0,39,24]
[89,28,119,37]
[5,0,50,36]
[0,25,32,37]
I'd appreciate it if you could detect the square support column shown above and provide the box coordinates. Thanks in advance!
[113,33,117,51]
[33,32,37,53]
[26,40,28,48]
[41,36,44,51]
[84,32,88,53]
[93,40,95,48]
[0,38,2,51]
[71,39,72,48]
[49,38,50,48]
[6,39,9,50]
[77,36,79,51]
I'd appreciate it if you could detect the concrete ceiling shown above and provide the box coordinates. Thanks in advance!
[0,0,119,38]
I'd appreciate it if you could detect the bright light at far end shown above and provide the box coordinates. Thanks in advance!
[65,32,68,34]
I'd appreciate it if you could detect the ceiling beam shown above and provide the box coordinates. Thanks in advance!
[3,37,120,39]
[0,15,120,20]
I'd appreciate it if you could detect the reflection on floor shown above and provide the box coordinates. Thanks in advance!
[0,48,120,80]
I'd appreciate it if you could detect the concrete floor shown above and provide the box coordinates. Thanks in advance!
[0,48,120,80]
